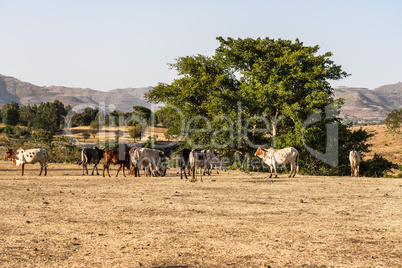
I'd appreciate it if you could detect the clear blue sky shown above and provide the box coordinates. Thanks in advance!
[0,0,401,91]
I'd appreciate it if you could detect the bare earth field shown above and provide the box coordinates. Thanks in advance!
[0,163,401,267]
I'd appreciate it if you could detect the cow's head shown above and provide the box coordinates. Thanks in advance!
[4,148,14,160]
[254,147,263,157]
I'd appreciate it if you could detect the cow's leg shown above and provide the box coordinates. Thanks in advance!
[200,166,203,182]
[91,164,97,175]
[116,164,122,177]
[39,163,43,176]
[191,166,195,182]
[103,164,111,177]
[95,164,100,175]
[291,162,296,178]
[274,164,278,178]
[356,166,360,177]
[122,165,126,177]
[21,164,25,176]
[183,164,189,180]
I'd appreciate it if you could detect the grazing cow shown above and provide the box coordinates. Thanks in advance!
[178,148,192,180]
[4,147,48,176]
[204,149,226,175]
[133,148,167,177]
[254,147,299,178]
[103,150,130,177]
[349,150,361,177]
[189,149,207,182]
[79,147,105,175]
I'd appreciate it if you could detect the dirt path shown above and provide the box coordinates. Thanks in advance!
[0,163,401,267]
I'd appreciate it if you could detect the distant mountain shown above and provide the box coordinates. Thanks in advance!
[1,74,400,121]
[334,82,402,122]
[0,74,151,112]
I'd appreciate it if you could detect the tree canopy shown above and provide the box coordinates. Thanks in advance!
[145,36,372,175]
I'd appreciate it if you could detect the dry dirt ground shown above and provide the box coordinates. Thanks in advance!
[0,163,401,267]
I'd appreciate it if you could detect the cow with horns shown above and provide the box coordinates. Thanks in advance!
[4,147,49,176]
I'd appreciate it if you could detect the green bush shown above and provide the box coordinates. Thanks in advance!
[360,154,398,177]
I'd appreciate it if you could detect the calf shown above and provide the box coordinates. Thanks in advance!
[255,147,299,178]
[4,147,48,176]
[103,150,130,177]
[79,147,105,175]
[349,150,361,177]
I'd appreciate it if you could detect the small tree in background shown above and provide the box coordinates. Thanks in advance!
[82,132,90,141]
[129,124,143,142]
[386,109,401,135]
[89,120,99,137]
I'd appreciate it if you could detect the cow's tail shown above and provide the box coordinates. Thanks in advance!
[296,153,299,174]
[79,149,87,166]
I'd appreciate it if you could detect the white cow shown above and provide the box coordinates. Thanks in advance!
[132,148,167,177]
[189,149,208,182]
[254,147,299,178]
[349,150,361,177]
[4,147,48,176]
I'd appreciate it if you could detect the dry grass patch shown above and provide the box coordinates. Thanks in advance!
[0,164,401,267]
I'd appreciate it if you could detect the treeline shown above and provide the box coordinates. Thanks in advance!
[0,101,155,133]
[1,100,68,133]
[0,100,157,162]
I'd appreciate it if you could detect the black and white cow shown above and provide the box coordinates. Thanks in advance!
[79,147,105,175]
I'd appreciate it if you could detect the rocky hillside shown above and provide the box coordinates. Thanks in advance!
[1,74,400,121]
[334,83,402,122]
[0,74,151,112]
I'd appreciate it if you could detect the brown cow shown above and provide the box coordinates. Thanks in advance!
[103,150,130,177]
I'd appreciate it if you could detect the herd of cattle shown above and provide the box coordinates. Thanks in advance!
[3,146,362,179]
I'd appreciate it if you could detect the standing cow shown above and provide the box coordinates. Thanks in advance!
[204,149,226,175]
[79,147,105,175]
[4,147,48,176]
[189,149,208,182]
[178,148,191,180]
[349,150,361,177]
[103,150,131,177]
[254,147,299,178]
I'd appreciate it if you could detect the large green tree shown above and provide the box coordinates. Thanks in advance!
[33,100,67,133]
[145,37,371,174]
